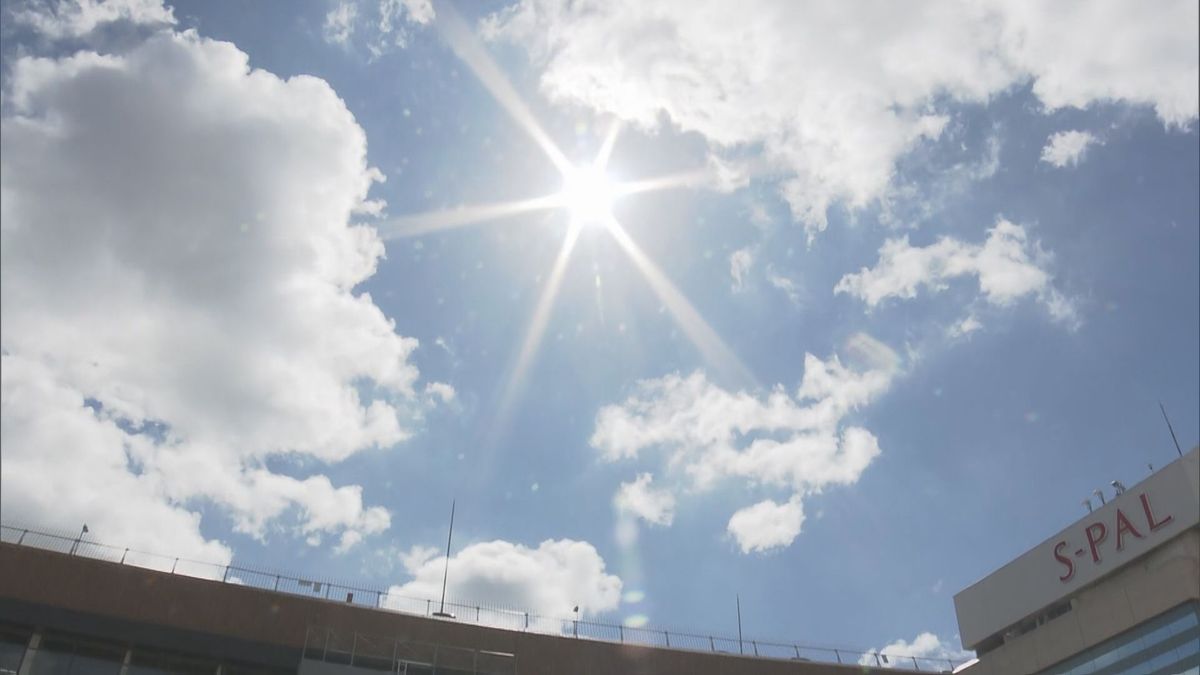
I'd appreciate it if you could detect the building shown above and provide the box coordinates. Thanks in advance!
[953,445,1200,675]
[0,528,962,675]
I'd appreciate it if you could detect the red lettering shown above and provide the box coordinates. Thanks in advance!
[1053,541,1075,582]
[1140,493,1174,531]
[1085,522,1107,563]
[1114,509,1143,550]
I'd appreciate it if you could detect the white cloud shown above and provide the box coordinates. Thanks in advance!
[1,30,437,556]
[592,333,899,552]
[8,0,175,39]
[859,632,972,669]
[384,539,622,620]
[726,497,804,554]
[614,473,675,526]
[947,314,983,339]
[835,219,1077,326]
[729,247,754,291]
[1040,130,1100,168]
[322,0,435,56]
[484,0,1198,235]
[323,2,358,46]
[766,268,802,306]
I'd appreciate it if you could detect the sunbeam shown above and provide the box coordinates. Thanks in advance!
[615,168,712,198]
[379,194,562,239]
[606,219,755,387]
[487,224,583,445]
[595,120,622,170]
[435,5,572,174]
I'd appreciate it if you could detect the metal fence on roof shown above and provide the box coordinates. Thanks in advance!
[0,523,966,672]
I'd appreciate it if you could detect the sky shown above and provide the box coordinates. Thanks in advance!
[1,0,1197,663]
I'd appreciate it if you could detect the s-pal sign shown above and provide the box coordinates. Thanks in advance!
[1052,492,1174,582]
[954,447,1199,650]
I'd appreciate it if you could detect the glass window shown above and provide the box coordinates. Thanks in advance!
[1040,603,1200,675]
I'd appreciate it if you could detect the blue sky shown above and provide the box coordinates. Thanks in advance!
[1,0,1197,661]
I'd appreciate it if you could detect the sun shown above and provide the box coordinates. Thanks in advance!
[559,165,617,227]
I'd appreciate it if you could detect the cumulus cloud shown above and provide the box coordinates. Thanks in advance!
[384,539,622,621]
[1,29,436,558]
[835,219,1077,326]
[614,473,676,526]
[727,497,804,554]
[322,0,435,56]
[7,0,175,38]
[859,632,972,669]
[484,0,1198,235]
[1040,130,1100,167]
[592,334,900,552]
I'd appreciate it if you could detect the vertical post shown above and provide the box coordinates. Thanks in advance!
[350,633,357,667]
[17,529,27,545]
[171,558,178,574]
[323,628,330,661]
[834,649,842,664]
[17,632,41,675]
[120,548,129,565]
[752,641,758,657]
[476,605,480,622]
[736,595,744,655]
[222,566,230,582]
[619,626,624,643]
[912,656,919,670]
[524,613,529,630]
[664,631,670,648]
[709,636,715,652]
[875,653,882,667]
[438,500,456,616]
[794,646,800,660]
[274,575,281,591]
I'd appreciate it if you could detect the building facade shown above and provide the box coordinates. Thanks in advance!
[954,446,1200,675]
[0,532,951,675]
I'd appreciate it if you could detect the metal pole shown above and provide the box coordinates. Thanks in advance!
[1160,402,1184,457]
[438,500,455,615]
[736,595,744,655]
[171,558,178,574]
[17,529,27,546]
[120,548,129,565]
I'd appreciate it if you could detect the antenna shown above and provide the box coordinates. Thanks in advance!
[434,499,456,619]
[1159,402,1183,458]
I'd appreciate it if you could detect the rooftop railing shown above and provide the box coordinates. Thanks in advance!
[0,523,966,672]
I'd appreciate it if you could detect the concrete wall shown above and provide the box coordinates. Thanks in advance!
[0,543,881,675]
[961,528,1200,675]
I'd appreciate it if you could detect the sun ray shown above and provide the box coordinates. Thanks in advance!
[435,5,572,174]
[378,194,562,239]
[487,224,583,445]
[606,219,755,387]
[595,120,622,170]
[615,168,711,198]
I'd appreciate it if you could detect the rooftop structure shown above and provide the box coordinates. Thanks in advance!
[0,526,965,675]
[953,445,1200,674]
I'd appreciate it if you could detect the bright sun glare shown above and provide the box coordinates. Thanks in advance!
[560,165,616,226]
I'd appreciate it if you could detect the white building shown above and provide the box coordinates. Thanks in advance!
[954,445,1199,674]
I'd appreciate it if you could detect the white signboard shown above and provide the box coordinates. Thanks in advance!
[954,447,1200,650]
